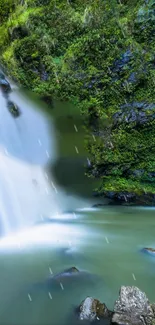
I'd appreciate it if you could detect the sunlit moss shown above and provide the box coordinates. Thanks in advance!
[0,0,154,198]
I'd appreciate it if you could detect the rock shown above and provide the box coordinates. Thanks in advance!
[52,266,79,280]
[151,303,155,317]
[113,102,155,128]
[142,248,155,256]
[104,191,155,206]
[79,296,111,322]
[7,100,20,118]
[112,286,154,325]
[0,78,11,94]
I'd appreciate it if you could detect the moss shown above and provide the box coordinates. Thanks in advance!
[0,0,154,198]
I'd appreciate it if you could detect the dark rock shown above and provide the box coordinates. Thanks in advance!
[7,100,20,118]
[112,286,154,325]
[113,102,155,128]
[104,191,155,206]
[112,50,132,74]
[0,78,11,94]
[142,247,155,256]
[52,267,79,280]
[79,297,112,322]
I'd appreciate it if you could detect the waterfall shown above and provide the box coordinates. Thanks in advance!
[0,85,62,235]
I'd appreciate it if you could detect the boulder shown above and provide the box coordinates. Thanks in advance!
[7,100,20,118]
[79,296,111,322]
[0,78,11,93]
[112,286,154,325]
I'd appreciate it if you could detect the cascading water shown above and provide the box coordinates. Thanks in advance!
[0,80,63,235]
[0,77,92,237]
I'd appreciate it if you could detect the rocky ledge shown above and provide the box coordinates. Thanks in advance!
[103,191,155,206]
[78,286,155,325]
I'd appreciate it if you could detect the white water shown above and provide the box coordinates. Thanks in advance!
[0,84,91,236]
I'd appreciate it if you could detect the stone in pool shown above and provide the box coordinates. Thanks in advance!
[53,266,79,279]
[7,100,20,118]
[142,247,155,255]
[79,296,112,322]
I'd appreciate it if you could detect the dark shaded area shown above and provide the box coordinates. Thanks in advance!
[30,268,104,298]
[49,156,95,199]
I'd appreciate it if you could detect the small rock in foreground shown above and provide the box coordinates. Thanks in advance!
[142,247,155,255]
[78,286,155,325]
[79,296,111,322]
[112,286,154,325]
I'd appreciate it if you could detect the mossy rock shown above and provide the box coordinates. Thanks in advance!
[7,100,20,118]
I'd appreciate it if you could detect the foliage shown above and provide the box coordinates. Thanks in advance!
[0,0,155,196]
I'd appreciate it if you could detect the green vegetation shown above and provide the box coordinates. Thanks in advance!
[0,0,155,200]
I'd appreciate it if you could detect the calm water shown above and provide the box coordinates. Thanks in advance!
[0,85,154,325]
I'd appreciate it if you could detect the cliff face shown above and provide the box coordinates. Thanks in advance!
[0,0,155,204]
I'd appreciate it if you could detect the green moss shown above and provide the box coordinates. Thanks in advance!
[0,0,154,197]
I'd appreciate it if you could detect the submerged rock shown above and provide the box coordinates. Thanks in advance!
[142,247,155,256]
[7,100,20,118]
[79,296,111,322]
[112,286,154,325]
[51,267,80,281]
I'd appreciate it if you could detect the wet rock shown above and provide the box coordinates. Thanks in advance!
[113,102,155,127]
[112,286,154,325]
[104,191,155,206]
[7,100,20,118]
[52,267,79,280]
[142,247,155,256]
[104,191,136,203]
[79,297,111,322]
[0,78,11,94]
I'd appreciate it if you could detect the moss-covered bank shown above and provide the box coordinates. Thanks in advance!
[0,0,155,204]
